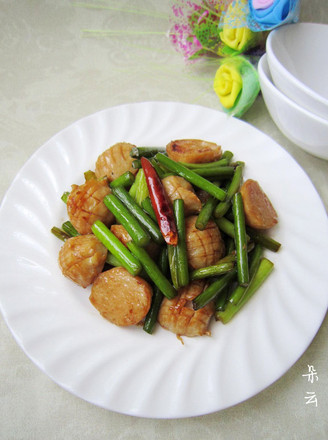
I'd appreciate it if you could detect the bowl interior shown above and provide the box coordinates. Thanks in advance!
[259,54,328,125]
[258,54,328,160]
[270,23,328,99]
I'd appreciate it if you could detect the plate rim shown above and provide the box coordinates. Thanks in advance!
[1,101,328,419]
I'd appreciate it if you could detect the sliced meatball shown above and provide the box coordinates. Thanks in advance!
[95,142,138,182]
[89,267,153,326]
[240,179,278,230]
[166,139,222,164]
[67,178,114,235]
[110,224,159,259]
[158,280,215,337]
[58,234,107,288]
[162,175,202,216]
[185,216,225,269]
[110,224,131,245]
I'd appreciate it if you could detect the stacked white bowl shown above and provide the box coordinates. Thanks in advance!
[257,23,328,160]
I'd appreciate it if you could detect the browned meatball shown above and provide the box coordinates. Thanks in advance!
[166,139,222,164]
[240,179,278,230]
[58,234,107,288]
[67,179,114,235]
[185,216,225,269]
[89,267,152,326]
[95,142,138,182]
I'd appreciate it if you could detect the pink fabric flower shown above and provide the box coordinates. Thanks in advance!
[252,0,274,9]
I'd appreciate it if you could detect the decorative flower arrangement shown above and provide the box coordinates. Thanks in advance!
[169,0,300,117]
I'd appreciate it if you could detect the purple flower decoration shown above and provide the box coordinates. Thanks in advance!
[169,1,206,60]
[169,23,203,60]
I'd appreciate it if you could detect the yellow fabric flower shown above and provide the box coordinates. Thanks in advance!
[220,26,255,51]
[213,63,242,109]
[220,0,257,52]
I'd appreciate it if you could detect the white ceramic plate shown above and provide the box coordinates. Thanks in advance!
[0,102,327,419]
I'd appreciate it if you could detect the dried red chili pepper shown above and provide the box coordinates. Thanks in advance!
[141,157,178,246]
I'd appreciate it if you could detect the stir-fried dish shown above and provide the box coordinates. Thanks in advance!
[52,139,280,338]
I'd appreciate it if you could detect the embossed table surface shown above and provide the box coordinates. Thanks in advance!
[0,1,327,439]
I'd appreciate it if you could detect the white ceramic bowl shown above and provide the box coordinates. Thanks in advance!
[258,54,328,160]
[266,23,328,120]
